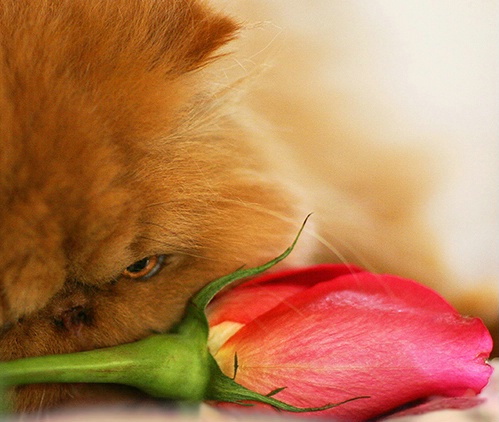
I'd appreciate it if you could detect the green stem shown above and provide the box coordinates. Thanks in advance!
[0,334,209,401]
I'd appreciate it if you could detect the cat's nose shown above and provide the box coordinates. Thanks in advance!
[53,305,94,335]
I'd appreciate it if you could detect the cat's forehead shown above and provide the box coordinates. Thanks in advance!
[0,85,121,200]
[0,87,137,253]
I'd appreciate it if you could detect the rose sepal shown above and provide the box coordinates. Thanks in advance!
[204,353,367,412]
[172,215,360,412]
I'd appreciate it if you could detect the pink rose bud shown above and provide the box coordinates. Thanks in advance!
[207,264,493,421]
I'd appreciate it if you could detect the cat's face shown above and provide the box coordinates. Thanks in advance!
[0,0,304,412]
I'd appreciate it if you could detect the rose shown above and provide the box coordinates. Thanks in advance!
[207,264,493,421]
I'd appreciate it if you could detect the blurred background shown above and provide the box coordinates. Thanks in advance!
[217,0,498,308]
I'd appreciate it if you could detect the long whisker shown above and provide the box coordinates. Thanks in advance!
[205,196,375,270]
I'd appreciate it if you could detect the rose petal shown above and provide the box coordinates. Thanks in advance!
[213,269,493,421]
[207,264,362,326]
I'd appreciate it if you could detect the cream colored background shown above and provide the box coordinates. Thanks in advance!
[217,0,498,292]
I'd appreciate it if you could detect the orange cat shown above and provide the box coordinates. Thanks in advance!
[0,0,494,414]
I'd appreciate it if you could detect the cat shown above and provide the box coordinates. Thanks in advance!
[0,0,495,414]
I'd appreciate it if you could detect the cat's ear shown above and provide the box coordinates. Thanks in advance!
[165,1,240,73]
[139,0,240,74]
[72,0,239,77]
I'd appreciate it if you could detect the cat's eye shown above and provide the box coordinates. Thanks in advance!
[122,255,166,280]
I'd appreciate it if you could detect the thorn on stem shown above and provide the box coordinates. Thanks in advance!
[232,353,239,380]
[266,387,286,397]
